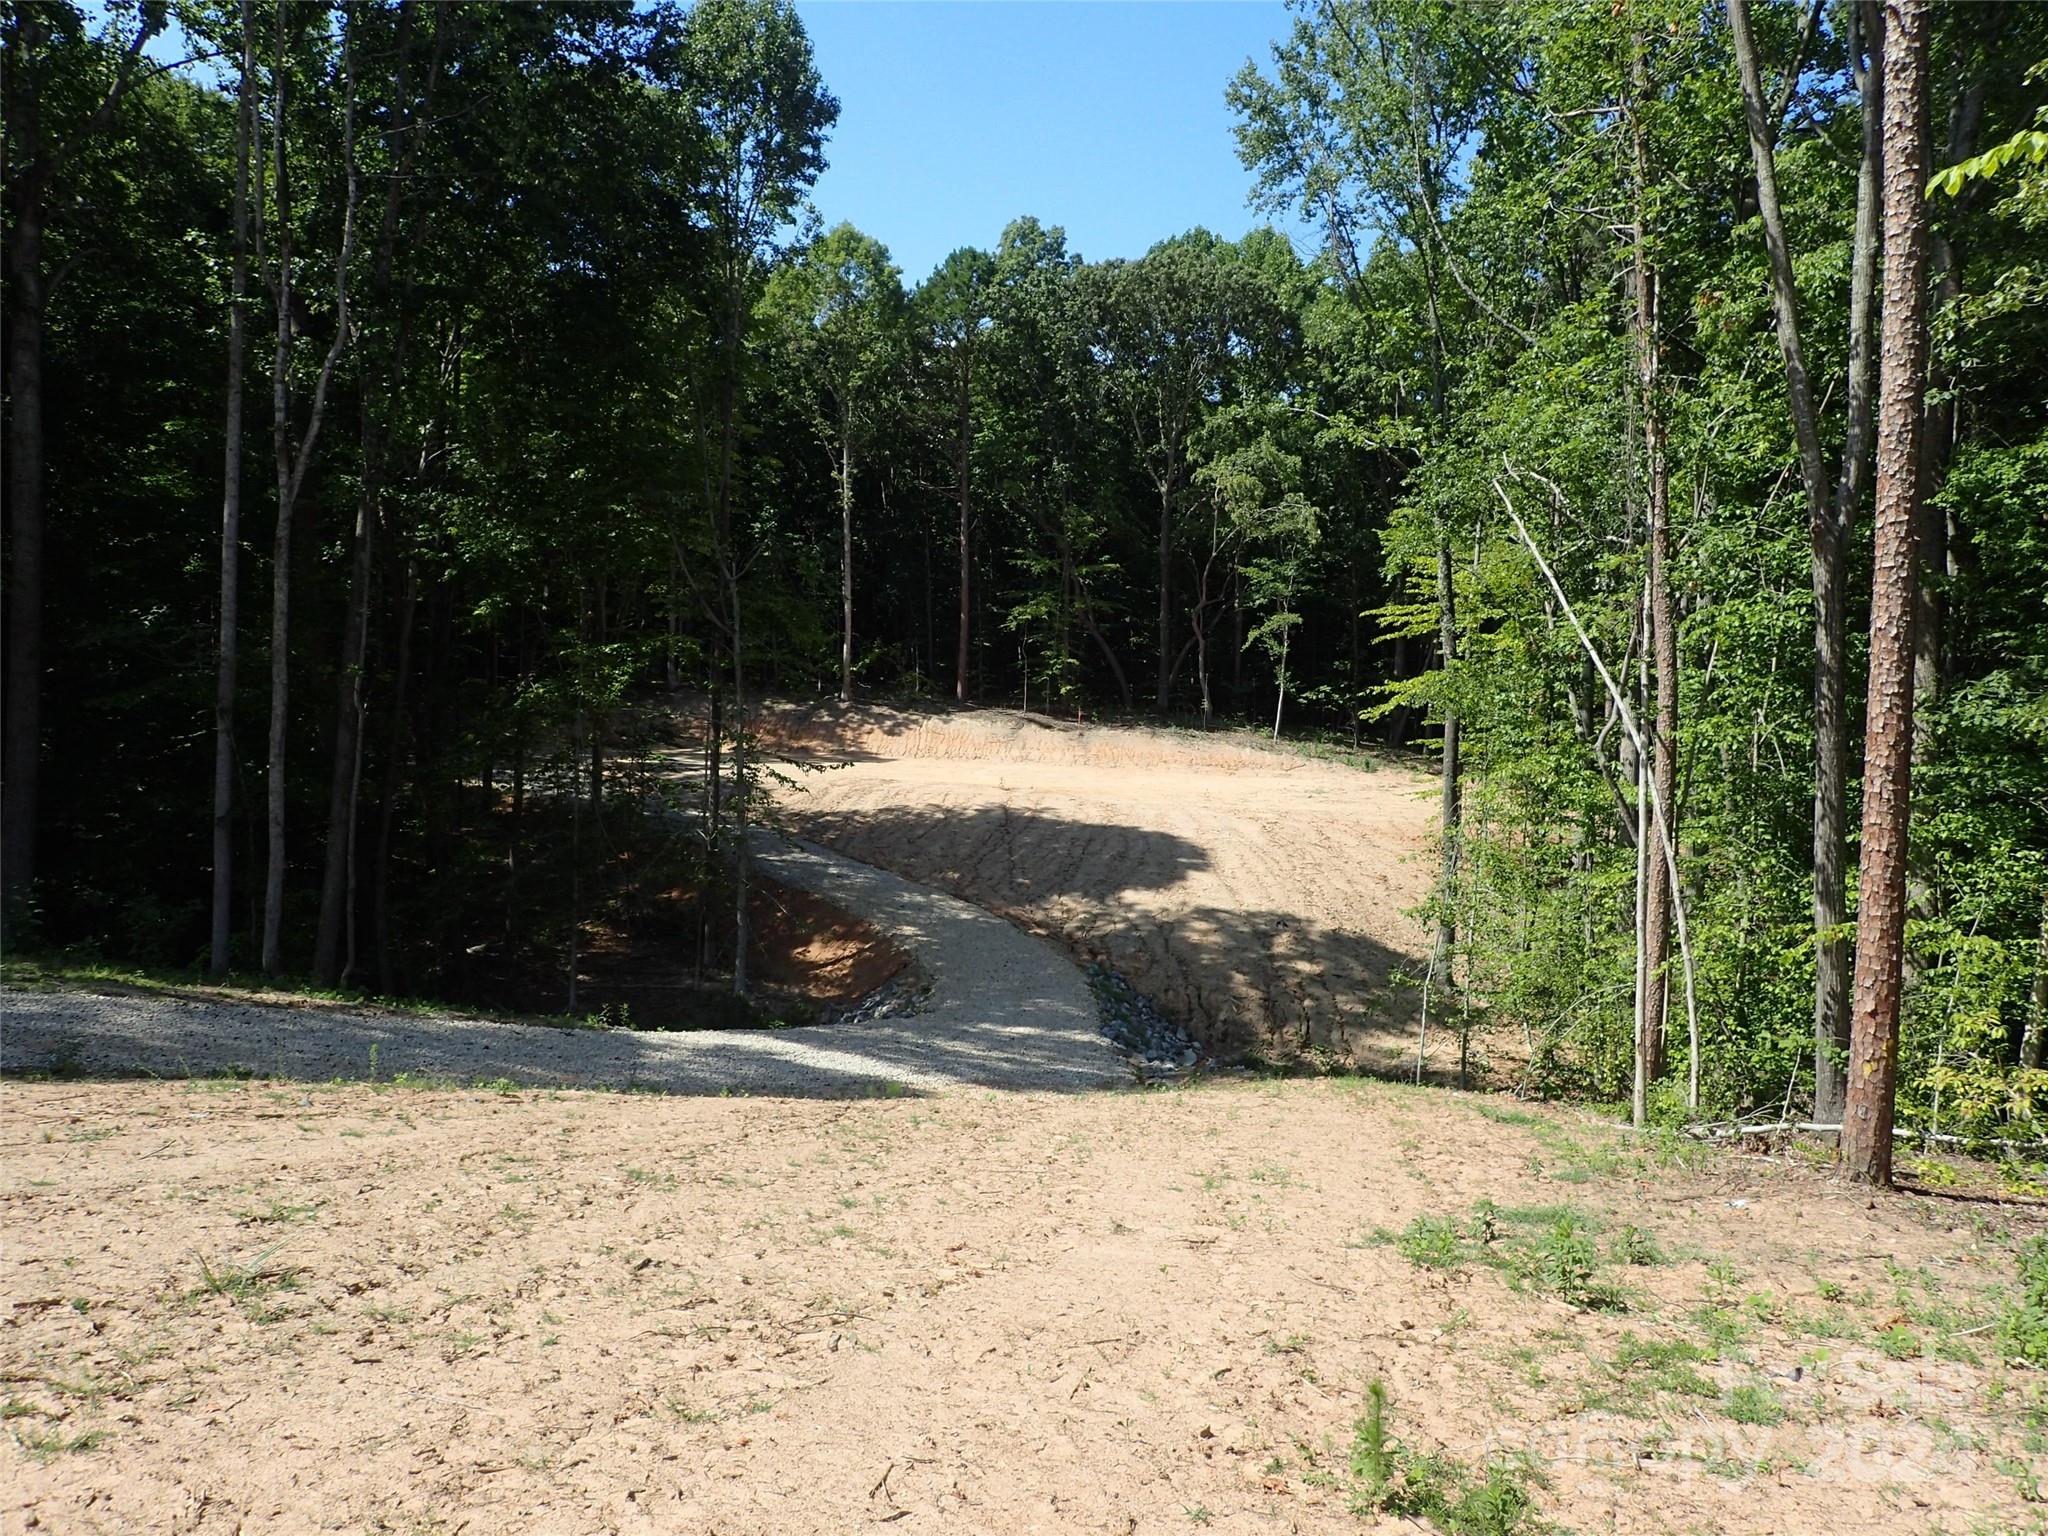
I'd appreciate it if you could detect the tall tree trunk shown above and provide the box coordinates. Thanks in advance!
[313,480,374,984]
[955,362,972,704]
[2024,888,2048,1071]
[1913,79,1981,754]
[1431,538,1460,992]
[315,0,428,987]
[1731,0,1881,1121]
[1155,475,1174,713]
[1631,27,1677,1091]
[211,0,259,976]
[258,0,297,975]
[261,0,360,974]
[1,7,157,930]
[4,190,46,931]
[840,434,853,703]
[1842,0,1932,1188]
[371,561,417,995]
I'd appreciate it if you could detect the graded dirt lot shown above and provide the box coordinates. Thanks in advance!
[761,705,1440,1070]
[4,1075,2041,1535]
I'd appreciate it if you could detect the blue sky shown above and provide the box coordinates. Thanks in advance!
[794,1,1317,286]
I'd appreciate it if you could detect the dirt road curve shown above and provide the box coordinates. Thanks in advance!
[1,838,1119,1097]
[762,705,1438,1069]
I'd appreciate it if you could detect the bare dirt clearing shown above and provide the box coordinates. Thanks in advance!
[762,705,1439,1069]
[4,1076,2039,1535]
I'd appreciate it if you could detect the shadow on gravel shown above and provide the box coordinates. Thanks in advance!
[1,984,1136,1100]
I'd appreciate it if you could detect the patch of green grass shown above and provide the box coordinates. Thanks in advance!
[1346,1378,1551,1535]
[1609,1225,1663,1267]
[2004,1237,2048,1369]
[1724,1381,1784,1426]
[14,1426,109,1459]
[1472,1104,1543,1128]
[1610,1333,1718,1400]
[1875,1324,1922,1360]
[188,1246,301,1320]
[1510,1215,1624,1311]
[1396,1214,1469,1270]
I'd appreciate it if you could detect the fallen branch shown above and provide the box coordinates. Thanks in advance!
[1492,469,1701,1111]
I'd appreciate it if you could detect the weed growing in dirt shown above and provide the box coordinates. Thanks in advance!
[1607,1333,1718,1406]
[188,1247,301,1321]
[1723,1380,1784,1426]
[1378,1203,1640,1312]
[2003,1238,2048,1368]
[1345,1378,1551,1535]
[1395,1214,1467,1270]
[14,1426,109,1460]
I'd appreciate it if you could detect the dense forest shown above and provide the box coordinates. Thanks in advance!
[3,0,2044,1174]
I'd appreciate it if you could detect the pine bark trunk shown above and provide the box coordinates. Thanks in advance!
[1842,0,1932,1189]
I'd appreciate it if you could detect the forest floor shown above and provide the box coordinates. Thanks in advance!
[3,1072,2043,1536]
[757,702,1441,1071]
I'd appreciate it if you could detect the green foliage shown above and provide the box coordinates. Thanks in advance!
[2004,1239,2048,1369]
[1347,1378,1550,1535]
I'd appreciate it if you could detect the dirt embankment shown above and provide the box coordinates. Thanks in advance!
[759,703,1439,1070]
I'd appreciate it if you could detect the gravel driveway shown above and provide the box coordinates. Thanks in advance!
[0,836,1123,1097]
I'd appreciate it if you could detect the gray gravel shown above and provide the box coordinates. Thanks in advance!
[0,835,1123,1098]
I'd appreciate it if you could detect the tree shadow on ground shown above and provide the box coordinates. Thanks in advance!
[788,801,1440,1078]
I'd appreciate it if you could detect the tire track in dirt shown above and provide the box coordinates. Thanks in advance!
[764,704,1440,1071]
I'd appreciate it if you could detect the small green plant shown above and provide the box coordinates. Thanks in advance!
[1517,1215,1620,1309]
[1346,1379,1547,1535]
[1349,1378,1393,1511]
[1876,1324,1923,1360]
[1724,1381,1784,1426]
[1610,1225,1662,1266]
[2004,1238,2048,1368]
[1397,1214,1468,1271]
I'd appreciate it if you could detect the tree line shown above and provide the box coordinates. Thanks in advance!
[2,0,2043,1184]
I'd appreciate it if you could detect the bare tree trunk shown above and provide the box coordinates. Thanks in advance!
[261,0,359,975]
[729,588,750,996]
[1431,538,1460,990]
[371,561,416,995]
[1843,0,1932,1189]
[313,478,374,984]
[4,174,47,933]
[1,7,158,930]
[1631,29,1677,1090]
[316,0,429,986]
[210,0,259,976]
[2024,888,2047,1070]
[1731,0,1881,1121]
[955,365,971,704]
[1914,79,1981,754]
[1155,477,1174,714]
[840,434,853,702]
[1631,581,1653,1128]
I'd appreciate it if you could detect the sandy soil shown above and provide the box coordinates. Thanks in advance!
[759,705,1440,1069]
[4,1075,2039,1535]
